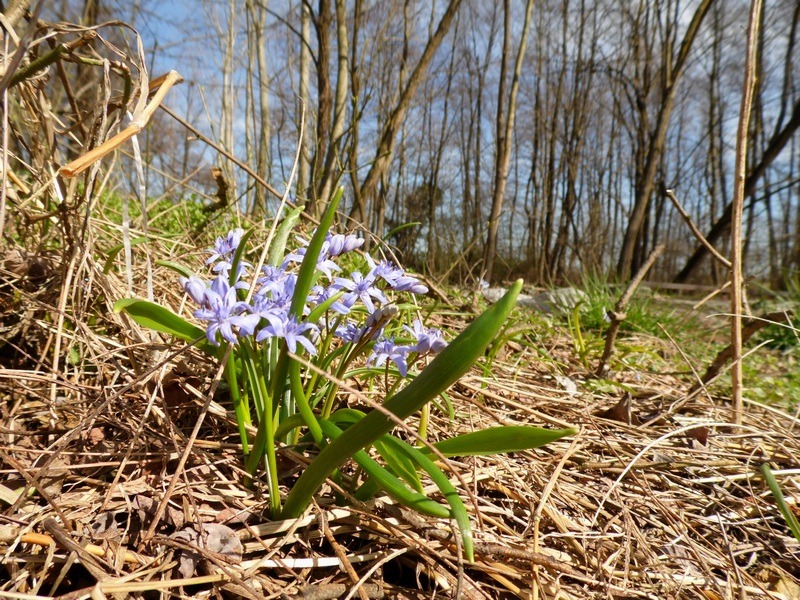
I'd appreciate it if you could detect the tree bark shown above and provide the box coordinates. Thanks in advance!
[315,0,349,206]
[244,0,271,214]
[309,0,333,216]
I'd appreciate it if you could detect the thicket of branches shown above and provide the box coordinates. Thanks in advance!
[42,0,800,287]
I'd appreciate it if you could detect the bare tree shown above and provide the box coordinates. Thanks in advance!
[675,2,800,283]
[482,0,534,282]
[94,0,800,289]
[615,0,714,279]
[245,0,271,214]
[352,0,463,227]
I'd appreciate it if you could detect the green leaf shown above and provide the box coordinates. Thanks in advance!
[155,260,194,278]
[273,413,307,442]
[377,433,474,561]
[383,221,421,241]
[328,409,423,494]
[318,419,450,519]
[269,205,305,267]
[430,426,576,457]
[280,280,523,520]
[289,359,324,446]
[114,298,217,357]
[102,236,148,274]
[374,438,424,493]
[229,228,257,288]
[761,462,800,543]
[328,407,367,423]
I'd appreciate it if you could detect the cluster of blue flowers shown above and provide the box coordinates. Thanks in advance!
[180,228,447,377]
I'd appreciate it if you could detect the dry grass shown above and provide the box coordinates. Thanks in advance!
[2,282,799,599]
[1,15,799,600]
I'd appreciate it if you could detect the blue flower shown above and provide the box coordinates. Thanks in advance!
[365,258,427,294]
[215,262,251,289]
[281,246,306,267]
[193,276,255,346]
[254,274,295,312]
[282,245,340,279]
[206,228,244,265]
[309,284,350,315]
[392,275,428,295]
[366,257,404,286]
[205,229,251,282]
[368,338,412,377]
[248,292,289,330]
[325,232,363,256]
[334,271,388,313]
[334,322,362,343]
[404,319,447,354]
[256,316,319,355]
[180,275,208,305]
[257,265,287,294]
[234,312,265,338]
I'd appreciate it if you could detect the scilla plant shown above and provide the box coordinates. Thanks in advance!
[115,189,575,560]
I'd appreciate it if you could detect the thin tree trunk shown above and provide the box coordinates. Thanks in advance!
[316,0,349,206]
[252,0,271,213]
[354,0,463,225]
[347,0,363,228]
[730,0,762,425]
[297,1,312,200]
[219,0,238,203]
[482,0,534,282]
[309,0,332,216]
[616,0,714,279]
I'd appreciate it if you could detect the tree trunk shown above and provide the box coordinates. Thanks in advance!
[482,0,534,282]
[315,0,349,206]
[218,0,238,203]
[616,0,714,279]
[354,0,463,226]
[297,2,312,200]
[309,0,333,216]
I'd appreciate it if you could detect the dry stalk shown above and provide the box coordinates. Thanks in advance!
[595,244,664,376]
[159,103,286,204]
[317,506,371,600]
[59,70,184,178]
[730,0,763,425]
[665,189,731,269]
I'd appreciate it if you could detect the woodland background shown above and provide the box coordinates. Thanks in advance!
[42,0,800,287]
